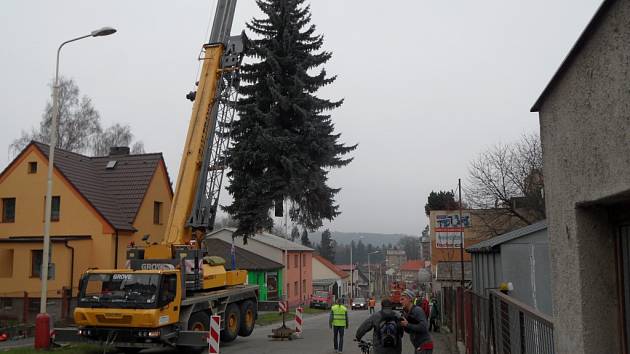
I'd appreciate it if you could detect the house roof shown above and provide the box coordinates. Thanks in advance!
[435,261,472,281]
[204,238,283,271]
[210,228,314,252]
[400,260,424,272]
[336,264,356,271]
[466,220,547,254]
[1,142,172,231]
[531,0,615,112]
[0,235,92,243]
[313,254,348,278]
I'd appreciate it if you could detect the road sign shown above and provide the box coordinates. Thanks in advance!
[208,315,220,353]
[294,306,303,337]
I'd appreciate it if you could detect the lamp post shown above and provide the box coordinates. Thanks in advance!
[36,26,116,349]
[367,251,380,296]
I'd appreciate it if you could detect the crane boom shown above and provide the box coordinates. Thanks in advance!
[163,0,242,246]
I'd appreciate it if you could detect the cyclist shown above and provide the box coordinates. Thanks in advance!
[355,298,403,354]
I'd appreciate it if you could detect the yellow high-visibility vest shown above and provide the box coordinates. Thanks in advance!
[331,304,347,327]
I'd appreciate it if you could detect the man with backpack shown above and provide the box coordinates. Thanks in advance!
[400,289,433,354]
[355,298,404,354]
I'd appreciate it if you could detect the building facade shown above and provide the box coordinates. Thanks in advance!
[204,238,283,301]
[384,249,407,280]
[208,228,314,306]
[467,220,552,316]
[531,0,630,351]
[429,209,527,290]
[312,254,349,300]
[399,260,423,287]
[0,142,172,321]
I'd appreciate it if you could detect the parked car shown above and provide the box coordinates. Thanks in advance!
[352,297,367,310]
[310,290,333,309]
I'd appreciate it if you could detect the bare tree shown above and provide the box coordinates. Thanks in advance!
[10,77,145,157]
[92,123,146,156]
[10,77,100,155]
[466,133,545,231]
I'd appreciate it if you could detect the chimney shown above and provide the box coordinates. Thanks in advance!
[109,146,130,156]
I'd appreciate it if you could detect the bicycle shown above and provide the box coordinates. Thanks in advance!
[355,339,373,354]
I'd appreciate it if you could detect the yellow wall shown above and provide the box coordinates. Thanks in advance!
[0,146,172,297]
[116,160,172,267]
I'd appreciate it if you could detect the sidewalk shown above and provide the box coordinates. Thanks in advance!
[0,337,33,351]
[432,331,458,354]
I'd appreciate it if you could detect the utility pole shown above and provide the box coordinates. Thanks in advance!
[459,178,464,290]
[458,178,464,342]
[350,242,353,300]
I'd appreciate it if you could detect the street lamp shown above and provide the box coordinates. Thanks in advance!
[36,26,116,349]
[367,251,380,296]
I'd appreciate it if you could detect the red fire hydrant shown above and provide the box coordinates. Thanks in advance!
[34,313,51,349]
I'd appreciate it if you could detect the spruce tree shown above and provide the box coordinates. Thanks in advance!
[224,0,356,240]
[319,229,336,263]
[290,225,300,242]
[300,229,312,247]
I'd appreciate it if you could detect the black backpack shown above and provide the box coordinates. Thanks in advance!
[378,318,399,348]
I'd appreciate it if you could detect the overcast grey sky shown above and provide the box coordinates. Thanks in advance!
[0,0,601,236]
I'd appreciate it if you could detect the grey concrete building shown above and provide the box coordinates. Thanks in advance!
[531,0,630,352]
[467,220,552,316]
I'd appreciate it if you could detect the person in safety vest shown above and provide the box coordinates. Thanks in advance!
[330,298,349,353]
[368,296,377,314]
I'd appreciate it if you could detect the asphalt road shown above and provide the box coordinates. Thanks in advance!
[219,308,456,354]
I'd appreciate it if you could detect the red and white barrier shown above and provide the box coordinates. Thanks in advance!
[208,315,221,354]
[295,306,303,336]
[278,301,288,313]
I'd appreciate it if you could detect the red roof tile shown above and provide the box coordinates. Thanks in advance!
[29,142,171,231]
[400,260,424,271]
[313,254,348,278]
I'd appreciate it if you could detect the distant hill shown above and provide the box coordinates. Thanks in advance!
[308,231,411,247]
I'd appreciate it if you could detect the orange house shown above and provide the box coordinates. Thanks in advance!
[0,142,172,320]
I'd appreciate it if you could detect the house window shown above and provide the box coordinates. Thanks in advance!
[51,196,60,221]
[303,279,306,294]
[31,250,43,278]
[294,281,298,296]
[28,162,37,174]
[2,198,15,223]
[0,249,14,277]
[294,254,298,268]
[153,201,162,225]
[0,298,13,310]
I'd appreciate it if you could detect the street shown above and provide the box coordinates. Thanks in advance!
[219,308,455,354]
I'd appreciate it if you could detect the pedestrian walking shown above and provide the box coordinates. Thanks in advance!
[400,289,433,354]
[428,298,440,332]
[355,298,404,354]
[330,298,349,353]
[368,296,377,314]
[420,295,430,319]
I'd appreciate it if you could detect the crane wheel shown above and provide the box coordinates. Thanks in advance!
[238,300,256,337]
[180,312,211,354]
[188,312,210,332]
[221,304,241,343]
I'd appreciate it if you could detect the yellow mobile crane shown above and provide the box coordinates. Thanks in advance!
[55,1,258,351]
